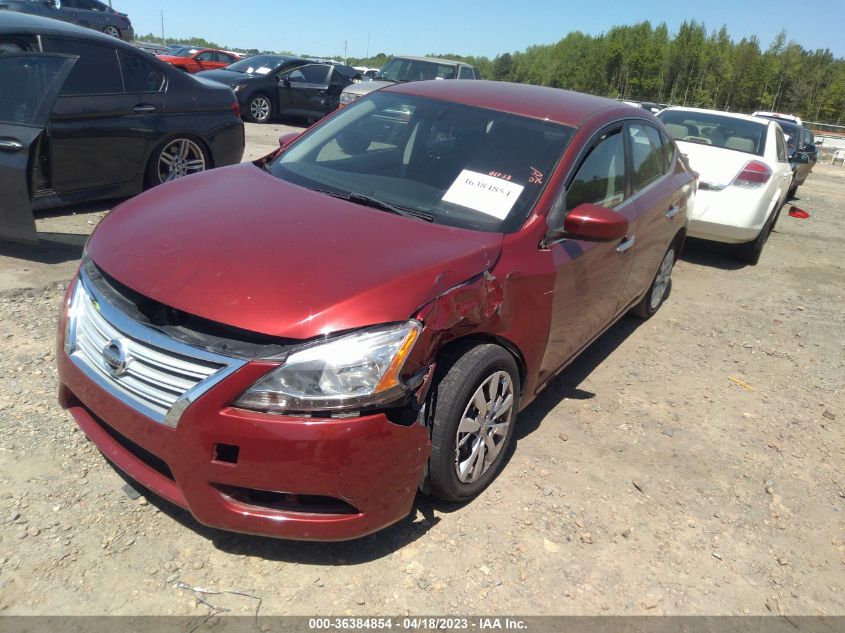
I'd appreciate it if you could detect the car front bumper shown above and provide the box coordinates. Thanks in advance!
[56,286,431,541]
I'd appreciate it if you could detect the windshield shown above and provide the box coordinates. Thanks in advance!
[378,58,458,82]
[658,110,767,156]
[268,92,574,233]
[773,120,799,152]
[226,55,285,75]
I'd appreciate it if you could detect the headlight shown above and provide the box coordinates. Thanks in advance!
[339,91,358,105]
[232,82,247,93]
[235,321,421,413]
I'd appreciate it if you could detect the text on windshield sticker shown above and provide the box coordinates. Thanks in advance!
[442,170,525,220]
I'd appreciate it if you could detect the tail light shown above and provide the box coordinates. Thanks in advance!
[732,161,771,188]
[231,100,241,118]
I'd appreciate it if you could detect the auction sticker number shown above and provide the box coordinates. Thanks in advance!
[442,170,525,220]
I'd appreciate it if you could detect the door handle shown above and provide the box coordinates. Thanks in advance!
[134,104,157,113]
[665,205,679,219]
[616,235,636,253]
[0,138,23,152]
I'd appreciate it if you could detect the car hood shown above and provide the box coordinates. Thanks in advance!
[195,68,248,85]
[344,80,395,96]
[87,164,503,341]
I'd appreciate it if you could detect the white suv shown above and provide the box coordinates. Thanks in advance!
[339,56,478,107]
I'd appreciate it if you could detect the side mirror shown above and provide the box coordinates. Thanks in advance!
[793,153,810,165]
[547,203,629,243]
[278,132,300,150]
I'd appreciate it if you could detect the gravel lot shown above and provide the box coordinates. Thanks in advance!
[0,123,843,616]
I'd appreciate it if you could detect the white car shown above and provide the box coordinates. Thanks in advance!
[657,107,793,264]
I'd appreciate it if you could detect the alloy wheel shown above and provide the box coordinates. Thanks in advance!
[454,371,515,484]
[157,138,206,184]
[650,248,675,310]
[250,96,271,122]
[102,25,120,38]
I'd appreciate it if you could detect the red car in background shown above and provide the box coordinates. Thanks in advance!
[157,47,239,73]
[57,81,694,541]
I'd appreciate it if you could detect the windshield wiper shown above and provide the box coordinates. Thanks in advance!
[312,189,433,221]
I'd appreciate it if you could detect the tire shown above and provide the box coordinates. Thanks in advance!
[737,210,776,266]
[630,243,677,319]
[145,136,209,188]
[102,25,120,38]
[426,343,520,502]
[245,94,272,123]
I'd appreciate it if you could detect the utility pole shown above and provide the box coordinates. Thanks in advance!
[366,32,370,59]
[343,40,348,64]
[160,10,164,40]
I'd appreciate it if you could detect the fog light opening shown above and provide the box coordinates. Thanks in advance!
[212,443,240,464]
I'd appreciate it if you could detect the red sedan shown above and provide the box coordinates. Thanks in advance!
[157,47,238,73]
[57,81,695,541]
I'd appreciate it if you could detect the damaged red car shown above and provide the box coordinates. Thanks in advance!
[57,80,695,541]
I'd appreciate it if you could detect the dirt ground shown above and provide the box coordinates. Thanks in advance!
[0,123,843,617]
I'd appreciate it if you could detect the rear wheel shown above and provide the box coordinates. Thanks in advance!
[737,209,777,265]
[146,136,208,187]
[426,344,520,502]
[246,94,272,123]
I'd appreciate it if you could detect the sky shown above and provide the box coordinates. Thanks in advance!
[114,0,845,60]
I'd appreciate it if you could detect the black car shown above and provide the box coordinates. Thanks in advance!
[752,111,818,197]
[198,55,361,123]
[0,0,134,39]
[0,12,244,244]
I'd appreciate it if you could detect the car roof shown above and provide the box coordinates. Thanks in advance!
[384,80,632,128]
[661,106,768,126]
[0,11,132,48]
[391,55,473,68]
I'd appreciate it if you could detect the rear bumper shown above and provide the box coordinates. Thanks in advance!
[207,118,245,168]
[687,187,775,244]
[56,293,430,541]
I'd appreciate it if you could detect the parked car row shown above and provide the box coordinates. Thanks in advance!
[0,12,244,243]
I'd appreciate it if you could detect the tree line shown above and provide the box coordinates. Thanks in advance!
[348,21,845,126]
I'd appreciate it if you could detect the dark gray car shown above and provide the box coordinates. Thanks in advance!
[0,0,134,39]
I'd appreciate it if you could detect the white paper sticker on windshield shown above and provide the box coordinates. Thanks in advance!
[248,66,272,75]
[442,170,525,219]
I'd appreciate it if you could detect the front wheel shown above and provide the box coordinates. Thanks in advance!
[102,25,120,38]
[426,344,520,502]
[630,244,676,319]
[146,137,208,187]
[246,94,272,123]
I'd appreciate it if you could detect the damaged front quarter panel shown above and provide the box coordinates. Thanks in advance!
[406,270,509,409]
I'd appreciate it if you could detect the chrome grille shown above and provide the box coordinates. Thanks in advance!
[66,272,247,427]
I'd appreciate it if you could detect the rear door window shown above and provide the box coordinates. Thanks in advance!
[566,128,626,211]
[119,50,165,93]
[458,66,474,79]
[628,123,666,192]
[43,37,122,95]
